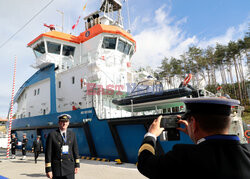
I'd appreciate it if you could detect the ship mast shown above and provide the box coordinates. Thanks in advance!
[100,0,123,27]
[84,0,124,30]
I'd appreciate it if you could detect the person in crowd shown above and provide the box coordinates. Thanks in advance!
[32,135,43,163]
[45,114,80,179]
[11,133,18,159]
[137,98,250,179]
[21,133,28,160]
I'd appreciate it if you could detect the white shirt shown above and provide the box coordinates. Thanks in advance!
[60,130,67,140]
[144,132,157,141]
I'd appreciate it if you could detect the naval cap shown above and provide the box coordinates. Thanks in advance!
[182,97,240,116]
[58,114,71,122]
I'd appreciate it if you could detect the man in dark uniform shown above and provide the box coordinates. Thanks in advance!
[137,98,250,179]
[32,135,43,163]
[45,114,80,179]
[21,133,28,160]
[11,133,18,159]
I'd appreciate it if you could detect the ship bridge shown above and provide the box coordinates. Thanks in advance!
[27,0,135,72]
[27,31,79,69]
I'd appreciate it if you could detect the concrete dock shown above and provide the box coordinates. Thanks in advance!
[0,149,146,179]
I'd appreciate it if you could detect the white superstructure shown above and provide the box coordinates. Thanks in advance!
[15,0,135,119]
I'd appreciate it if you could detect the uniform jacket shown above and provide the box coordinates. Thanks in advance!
[45,129,80,177]
[11,137,18,149]
[32,139,43,152]
[22,138,28,149]
[137,135,250,179]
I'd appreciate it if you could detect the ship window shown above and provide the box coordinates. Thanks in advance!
[63,45,75,56]
[34,89,36,96]
[124,43,131,55]
[33,41,45,58]
[47,41,61,55]
[37,88,40,95]
[72,76,75,84]
[117,39,125,53]
[59,81,61,88]
[118,39,131,55]
[43,109,46,115]
[102,37,117,49]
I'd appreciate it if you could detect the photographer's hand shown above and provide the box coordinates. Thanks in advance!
[177,115,189,135]
[148,115,164,137]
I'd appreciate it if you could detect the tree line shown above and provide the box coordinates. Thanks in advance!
[154,30,250,105]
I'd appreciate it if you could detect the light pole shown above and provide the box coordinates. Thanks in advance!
[56,10,64,32]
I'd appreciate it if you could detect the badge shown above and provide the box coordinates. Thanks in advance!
[62,145,69,154]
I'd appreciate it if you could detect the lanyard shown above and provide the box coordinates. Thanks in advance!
[197,135,240,144]
[62,133,67,143]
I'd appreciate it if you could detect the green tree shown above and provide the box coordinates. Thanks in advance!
[227,41,243,103]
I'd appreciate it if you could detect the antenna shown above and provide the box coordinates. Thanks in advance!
[125,0,131,32]
[56,10,64,32]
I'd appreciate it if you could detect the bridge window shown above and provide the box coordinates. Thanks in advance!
[117,39,131,55]
[63,45,75,56]
[124,43,131,55]
[33,41,45,58]
[47,41,61,55]
[102,37,117,49]
[117,39,125,53]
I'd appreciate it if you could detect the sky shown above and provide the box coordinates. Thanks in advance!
[0,0,249,117]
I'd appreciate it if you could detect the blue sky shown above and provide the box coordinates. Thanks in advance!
[129,0,250,37]
[0,0,249,117]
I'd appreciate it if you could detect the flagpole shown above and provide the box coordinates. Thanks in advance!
[6,56,17,159]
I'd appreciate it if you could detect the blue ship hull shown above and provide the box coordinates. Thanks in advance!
[11,107,192,163]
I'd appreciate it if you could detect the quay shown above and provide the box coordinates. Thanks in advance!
[0,149,145,179]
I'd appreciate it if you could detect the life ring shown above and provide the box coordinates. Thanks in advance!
[244,130,250,139]
[183,74,192,86]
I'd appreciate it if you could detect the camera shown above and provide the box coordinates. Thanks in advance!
[159,115,181,141]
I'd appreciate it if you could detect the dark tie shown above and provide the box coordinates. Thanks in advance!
[62,132,66,143]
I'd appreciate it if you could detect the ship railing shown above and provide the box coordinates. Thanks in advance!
[99,0,123,28]
[99,11,123,28]
[94,94,185,120]
[33,53,61,68]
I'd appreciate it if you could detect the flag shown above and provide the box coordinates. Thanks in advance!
[72,16,81,30]
[83,3,87,11]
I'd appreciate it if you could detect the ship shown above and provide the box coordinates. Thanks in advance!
[7,0,249,163]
